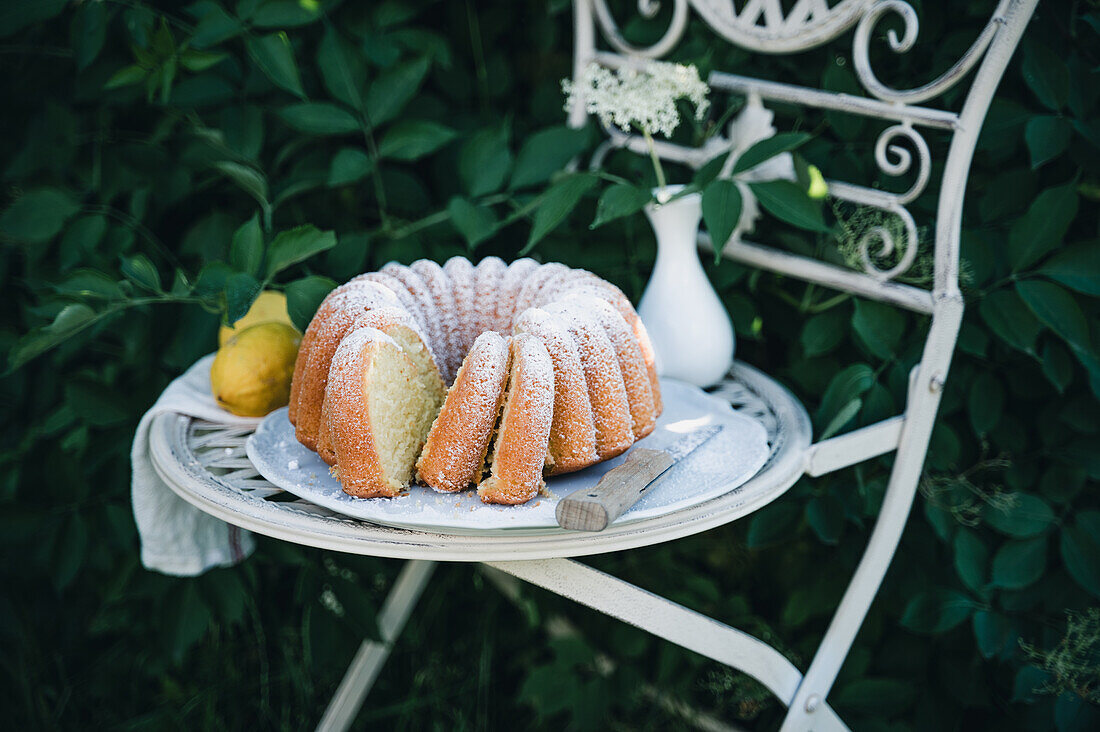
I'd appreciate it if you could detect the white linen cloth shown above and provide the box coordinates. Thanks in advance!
[131,354,256,576]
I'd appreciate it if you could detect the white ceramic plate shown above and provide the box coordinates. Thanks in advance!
[247,380,769,535]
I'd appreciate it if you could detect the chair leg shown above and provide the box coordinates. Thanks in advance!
[316,559,436,732]
[487,558,847,729]
[780,298,963,731]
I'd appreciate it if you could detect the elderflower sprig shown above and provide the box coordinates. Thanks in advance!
[563,61,710,191]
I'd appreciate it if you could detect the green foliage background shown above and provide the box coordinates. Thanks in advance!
[1,0,1098,729]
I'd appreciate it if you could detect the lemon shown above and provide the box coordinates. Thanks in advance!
[218,290,297,347]
[211,322,301,417]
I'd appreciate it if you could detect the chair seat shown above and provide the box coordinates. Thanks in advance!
[149,360,811,562]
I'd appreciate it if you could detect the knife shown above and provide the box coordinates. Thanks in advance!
[555,424,723,532]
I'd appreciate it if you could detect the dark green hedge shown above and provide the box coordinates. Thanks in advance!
[1,0,1098,729]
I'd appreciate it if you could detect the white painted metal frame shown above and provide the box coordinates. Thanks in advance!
[561,1,1038,729]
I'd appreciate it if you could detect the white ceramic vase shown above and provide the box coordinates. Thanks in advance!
[638,185,735,388]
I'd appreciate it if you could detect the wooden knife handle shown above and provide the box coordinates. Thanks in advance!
[555,448,674,532]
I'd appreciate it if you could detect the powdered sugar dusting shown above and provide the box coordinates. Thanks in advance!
[478,332,555,504]
[473,256,506,337]
[444,256,477,358]
[416,331,510,492]
[410,259,460,382]
[513,307,599,473]
[512,262,568,322]
[562,292,656,439]
[494,258,539,331]
[543,300,634,459]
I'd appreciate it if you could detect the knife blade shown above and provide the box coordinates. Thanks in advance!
[555,424,722,532]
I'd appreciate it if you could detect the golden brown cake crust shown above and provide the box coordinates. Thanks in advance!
[416,331,510,493]
[292,283,401,451]
[513,307,599,475]
[478,333,554,505]
[544,301,635,461]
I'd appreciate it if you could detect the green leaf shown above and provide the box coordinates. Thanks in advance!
[378,120,456,160]
[701,180,743,252]
[458,124,512,198]
[0,0,66,39]
[104,64,148,90]
[1041,340,1074,394]
[164,583,211,663]
[213,161,270,209]
[327,148,374,186]
[815,363,874,433]
[195,261,234,297]
[900,589,975,634]
[851,299,904,359]
[591,184,651,229]
[990,536,1047,589]
[692,153,730,190]
[1007,183,1078,271]
[447,198,497,250]
[250,0,322,27]
[979,289,1042,354]
[524,174,598,253]
[746,501,801,548]
[72,0,107,70]
[246,32,306,99]
[188,1,244,48]
[8,304,98,371]
[224,272,261,324]
[1022,42,1069,111]
[1061,520,1100,598]
[806,494,844,545]
[968,371,1005,435]
[316,26,365,109]
[1039,242,1100,296]
[278,102,359,135]
[179,49,228,73]
[1013,666,1053,704]
[509,125,589,190]
[983,493,1055,538]
[1015,280,1090,351]
[732,132,811,174]
[265,226,337,278]
[230,214,264,277]
[285,275,336,331]
[972,610,1011,660]
[55,270,124,300]
[0,188,81,243]
[749,180,829,232]
[819,398,863,440]
[954,529,988,593]
[1025,116,1072,169]
[833,678,916,717]
[120,254,162,292]
[800,309,846,357]
[363,56,430,126]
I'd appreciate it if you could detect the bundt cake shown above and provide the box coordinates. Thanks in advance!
[289,256,662,505]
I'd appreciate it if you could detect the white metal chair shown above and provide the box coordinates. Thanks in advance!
[565,1,1038,728]
[145,1,1038,729]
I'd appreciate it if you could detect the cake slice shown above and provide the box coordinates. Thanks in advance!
[478,333,555,505]
[416,331,511,493]
[325,327,439,498]
[317,307,445,466]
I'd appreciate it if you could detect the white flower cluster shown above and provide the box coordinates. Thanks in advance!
[563,61,710,138]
